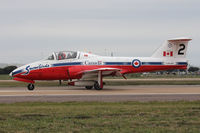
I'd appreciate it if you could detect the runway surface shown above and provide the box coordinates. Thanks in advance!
[0,85,200,103]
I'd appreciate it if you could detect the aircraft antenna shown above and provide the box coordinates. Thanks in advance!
[111,52,113,57]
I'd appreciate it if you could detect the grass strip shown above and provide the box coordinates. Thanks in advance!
[0,101,200,133]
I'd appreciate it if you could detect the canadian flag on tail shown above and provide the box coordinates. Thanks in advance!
[163,51,173,57]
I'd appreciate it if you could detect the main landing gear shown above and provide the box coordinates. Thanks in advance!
[85,82,102,90]
[85,71,103,90]
[85,82,103,90]
[95,71,103,90]
[85,86,93,90]
[94,81,102,90]
[27,84,35,91]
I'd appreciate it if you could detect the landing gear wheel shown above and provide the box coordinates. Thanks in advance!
[94,82,102,90]
[85,86,93,90]
[27,84,35,91]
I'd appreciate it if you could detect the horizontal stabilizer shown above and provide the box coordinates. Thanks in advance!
[168,37,192,42]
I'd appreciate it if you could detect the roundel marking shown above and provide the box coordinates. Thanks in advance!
[168,43,173,48]
[132,59,141,68]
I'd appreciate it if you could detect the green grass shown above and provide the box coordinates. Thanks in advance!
[105,79,200,85]
[0,81,65,87]
[0,101,200,133]
[0,74,12,80]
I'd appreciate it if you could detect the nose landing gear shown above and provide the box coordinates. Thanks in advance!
[27,84,35,91]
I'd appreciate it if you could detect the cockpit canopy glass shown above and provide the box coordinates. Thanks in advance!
[55,51,77,60]
[46,51,77,60]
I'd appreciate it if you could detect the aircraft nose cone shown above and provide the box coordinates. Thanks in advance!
[9,68,22,77]
[9,72,13,77]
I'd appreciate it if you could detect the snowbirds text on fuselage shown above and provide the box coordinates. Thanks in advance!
[10,37,192,91]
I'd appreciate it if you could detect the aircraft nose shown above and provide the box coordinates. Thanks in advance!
[9,71,13,77]
[9,68,17,77]
[9,68,23,77]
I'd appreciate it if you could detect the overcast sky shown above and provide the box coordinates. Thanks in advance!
[0,0,199,66]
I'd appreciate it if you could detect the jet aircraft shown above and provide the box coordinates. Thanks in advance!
[10,37,192,91]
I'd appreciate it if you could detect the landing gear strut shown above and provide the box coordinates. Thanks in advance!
[27,84,35,91]
[94,81,102,90]
[94,71,103,90]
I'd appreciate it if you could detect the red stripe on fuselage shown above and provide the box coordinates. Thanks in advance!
[13,65,187,81]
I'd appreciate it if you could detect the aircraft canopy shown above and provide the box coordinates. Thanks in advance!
[47,51,78,60]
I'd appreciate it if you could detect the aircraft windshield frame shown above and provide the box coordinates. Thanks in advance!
[46,54,55,60]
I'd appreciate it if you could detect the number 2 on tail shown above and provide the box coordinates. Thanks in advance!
[178,44,185,55]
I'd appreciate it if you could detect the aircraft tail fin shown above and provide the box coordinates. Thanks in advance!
[151,37,192,59]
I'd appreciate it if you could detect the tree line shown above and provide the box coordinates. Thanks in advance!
[188,66,199,72]
[0,66,17,74]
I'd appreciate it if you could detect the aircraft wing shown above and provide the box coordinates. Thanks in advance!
[80,68,125,80]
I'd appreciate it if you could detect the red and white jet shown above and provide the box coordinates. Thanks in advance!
[10,37,191,91]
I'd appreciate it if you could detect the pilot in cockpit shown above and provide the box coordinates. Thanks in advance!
[58,52,66,60]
